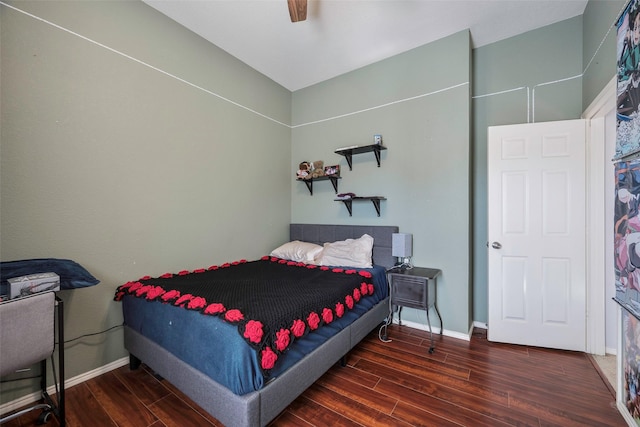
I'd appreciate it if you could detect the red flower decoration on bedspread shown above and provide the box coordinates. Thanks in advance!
[275,328,291,351]
[291,319,306,338]
[335,302,345,318]
[359,270,373,279]
[135,284,153,297]
[225,309,244,322]
[188,296,207,310]
[160,273,173,279]
[261,347,278,370]
[161,289,180,302]
[322,307,333,324]
[353,288,361,302]
[345,295,354,309]
[175,294,194,307]
[360,282,369,297]
[145,286,165,300]
[244,320,264,344]
[127,282,142,293]
[114,281,138,300]
[307,312,320,330]
[204,302,226,315]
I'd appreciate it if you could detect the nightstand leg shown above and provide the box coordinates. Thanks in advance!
[434,303,443,335]
[425,310,435,354]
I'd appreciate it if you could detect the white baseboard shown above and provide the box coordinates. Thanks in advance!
[0,356,129,415]
[473,320,488,330]
[392,318,471,341]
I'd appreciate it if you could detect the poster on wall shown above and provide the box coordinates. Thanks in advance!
[617,0,640,159]
[621,309,640,423]
[614,159,640,319]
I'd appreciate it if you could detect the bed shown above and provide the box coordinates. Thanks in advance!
[116,224,398,427]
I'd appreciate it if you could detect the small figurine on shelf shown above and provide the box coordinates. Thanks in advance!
[296,161,311,180]
[310,160,324,178]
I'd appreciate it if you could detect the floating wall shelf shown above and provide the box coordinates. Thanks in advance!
[335,196,386,216]
[297,175,341,195]
[334,144,387,170]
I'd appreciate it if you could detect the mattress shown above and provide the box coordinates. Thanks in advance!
[120,261,388,395]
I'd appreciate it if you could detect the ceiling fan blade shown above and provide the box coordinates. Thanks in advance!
[288,0,307,22]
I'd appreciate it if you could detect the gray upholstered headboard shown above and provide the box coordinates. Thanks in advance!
[290,224,399,269]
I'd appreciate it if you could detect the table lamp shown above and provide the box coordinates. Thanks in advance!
[392,233,413,269]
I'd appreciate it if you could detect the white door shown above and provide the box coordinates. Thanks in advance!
[487,119,586,351]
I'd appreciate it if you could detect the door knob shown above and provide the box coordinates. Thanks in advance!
[491,242,502,249]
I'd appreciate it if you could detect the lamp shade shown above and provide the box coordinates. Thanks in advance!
[392,233,412,258]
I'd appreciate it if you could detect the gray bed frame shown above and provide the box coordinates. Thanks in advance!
[124,224,398,427]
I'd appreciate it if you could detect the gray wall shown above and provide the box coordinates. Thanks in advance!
[291,31,472,335]
[1,0,291,403]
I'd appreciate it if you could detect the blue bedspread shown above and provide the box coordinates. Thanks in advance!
[122,264,388,395]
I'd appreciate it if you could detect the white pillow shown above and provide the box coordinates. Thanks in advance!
[270,240,324,262]
[316,234,374,268]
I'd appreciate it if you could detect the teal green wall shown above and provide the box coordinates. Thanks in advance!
[1,0,291,403]
[291,31,472,335]
[472,17,584,324]
[582,0,625,111]
[471,0,624,324]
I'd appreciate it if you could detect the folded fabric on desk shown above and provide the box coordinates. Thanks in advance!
[1,258,99,296]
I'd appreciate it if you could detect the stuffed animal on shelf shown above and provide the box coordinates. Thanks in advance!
[310,160,324,178]
[296,161,311,180]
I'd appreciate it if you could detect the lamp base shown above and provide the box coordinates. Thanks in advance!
[395,257,413,270]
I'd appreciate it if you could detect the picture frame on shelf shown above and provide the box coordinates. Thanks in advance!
[324,165,340,177]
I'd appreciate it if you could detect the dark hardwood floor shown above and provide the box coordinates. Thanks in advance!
[3,326,625,426]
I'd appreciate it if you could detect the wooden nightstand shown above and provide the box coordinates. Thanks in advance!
[388,267,442,353]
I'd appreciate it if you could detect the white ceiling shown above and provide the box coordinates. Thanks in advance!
[143,0,589,91]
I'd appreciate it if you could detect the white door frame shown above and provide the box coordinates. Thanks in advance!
[582,76,616,355]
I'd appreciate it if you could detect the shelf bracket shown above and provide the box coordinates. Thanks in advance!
[328,176,339,193]
[373,146,382,167]
[344,154,353,171]
[340,200,353,216]
[303,179,313,195]
[371,198,382,216]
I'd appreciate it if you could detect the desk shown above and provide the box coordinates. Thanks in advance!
[388,267,442,353]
